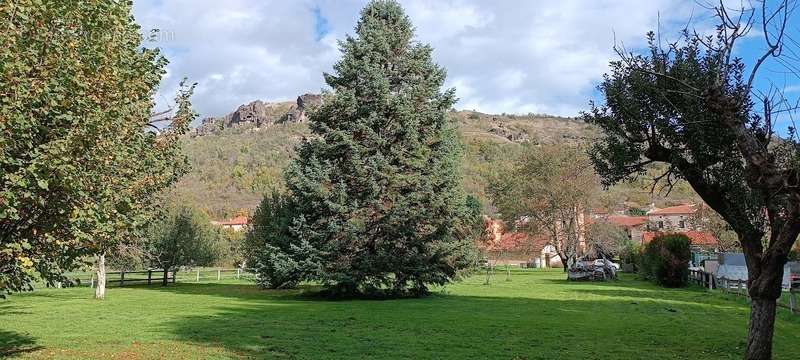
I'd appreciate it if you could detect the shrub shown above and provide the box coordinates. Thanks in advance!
[620,242,641,269]
[638,234,691,287]
[627,207,647,216]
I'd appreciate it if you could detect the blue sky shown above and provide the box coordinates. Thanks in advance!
[132,0,800,133]
[312,6,330,41]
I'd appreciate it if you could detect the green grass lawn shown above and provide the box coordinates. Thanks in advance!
[2,269,799,359]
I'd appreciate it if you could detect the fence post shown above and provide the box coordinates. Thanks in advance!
[217,268,221,281]
[708,273,713,290]
[172,270,176,284]
[120,271,125,287]
[789,290,796,314]
[147,269,152,285]
[237,268,241,280]
[91,274,95,288]
[196,268,200,282]
[745,280,750,301]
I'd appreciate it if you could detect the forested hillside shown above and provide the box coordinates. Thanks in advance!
[171,108,696,219]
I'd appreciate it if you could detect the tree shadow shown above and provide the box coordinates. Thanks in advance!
[0,302,31,316]
[0,330,41,358]
[148,284,785,359]
[139,282,325,302]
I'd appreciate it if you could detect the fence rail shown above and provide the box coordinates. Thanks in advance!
[60,268,256,288]
[689,269,798,314]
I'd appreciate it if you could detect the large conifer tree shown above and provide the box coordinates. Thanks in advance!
[285,0,472,296]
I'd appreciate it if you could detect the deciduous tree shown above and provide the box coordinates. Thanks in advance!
[0,1,194,298]
[583,2,799,357]
[491,144,599,272]
[147,206,219,286]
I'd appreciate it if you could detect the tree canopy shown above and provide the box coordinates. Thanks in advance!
[583,2,799,357]
[0,1,194,296]
[147,205,219,285]
[490,144,600,270]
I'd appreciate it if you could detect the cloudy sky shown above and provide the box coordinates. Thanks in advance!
[132,0,800,124]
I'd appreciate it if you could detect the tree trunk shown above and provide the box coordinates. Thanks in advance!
[162,267,169,286]
[745,297,777,360]
[740,227,793,360]
[559,253,569,272]
[742,261,785,360]
[484,262,491,285]
[94,253,106,300]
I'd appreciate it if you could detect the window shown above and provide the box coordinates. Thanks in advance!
[658,221,664,229]
[679,220,685,229]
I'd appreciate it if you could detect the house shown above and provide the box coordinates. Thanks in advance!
[211,215,249,232]
[481,217,557,268]
[646,204,698,231]
[606,215,648,243]
[641,230,718,250]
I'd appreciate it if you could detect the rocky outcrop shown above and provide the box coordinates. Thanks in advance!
[195,117,223,136]
[281,93,322,123]
[194,93,323,136]
[488,121,530,142]
[224,100,273,127]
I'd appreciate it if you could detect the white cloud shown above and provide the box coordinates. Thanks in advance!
[133,0,707,119]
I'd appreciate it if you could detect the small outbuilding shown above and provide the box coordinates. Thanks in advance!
[714,252,796,289]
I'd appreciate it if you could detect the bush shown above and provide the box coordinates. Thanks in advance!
[620,242,641,269]
[638,234,691,287]
[627,207,647,216]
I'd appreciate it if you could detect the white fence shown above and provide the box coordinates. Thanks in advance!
[690,269,798,314]
[60,268,257,288]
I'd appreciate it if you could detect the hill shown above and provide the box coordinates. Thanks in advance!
[170,100,696,219]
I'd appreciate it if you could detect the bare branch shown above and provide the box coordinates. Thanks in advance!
[747,0,790,89]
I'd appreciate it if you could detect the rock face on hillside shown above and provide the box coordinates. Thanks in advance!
[487,119,530,142]
[225,100,274,127]
[284,94,322,123]
[194,93,322,136]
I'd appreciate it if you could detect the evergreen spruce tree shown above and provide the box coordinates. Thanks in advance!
[285,0,472,296]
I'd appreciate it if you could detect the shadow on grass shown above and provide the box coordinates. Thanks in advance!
[139,282,326,302]
[0,330,41,358]
[0,302,31,316]
[136,282,773,359]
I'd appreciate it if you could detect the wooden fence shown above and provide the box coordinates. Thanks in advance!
[689,269,798,314]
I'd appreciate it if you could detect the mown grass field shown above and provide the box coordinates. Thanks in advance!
[2,269,799,359]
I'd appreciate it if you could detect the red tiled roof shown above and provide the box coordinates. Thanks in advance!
[642,231,717,246]
[607,215,647,227]
[648,204,697,215]
[217,215,248,226]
